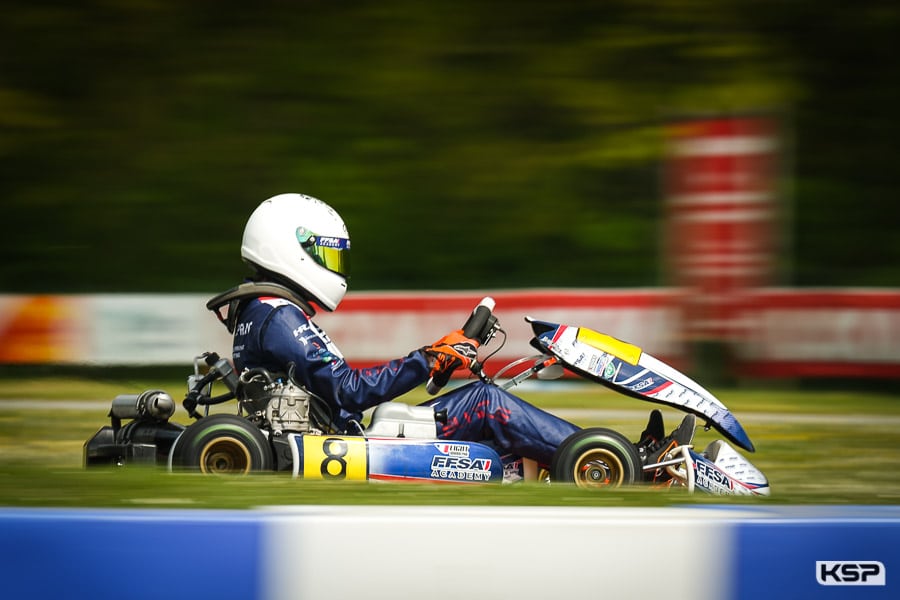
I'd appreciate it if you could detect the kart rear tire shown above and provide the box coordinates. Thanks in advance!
[170,414,273,474]
[550,428,642,489]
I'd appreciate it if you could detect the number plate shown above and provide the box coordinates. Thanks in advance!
[300,435,368,481]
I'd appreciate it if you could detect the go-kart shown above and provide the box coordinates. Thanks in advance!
[84,297,770,495]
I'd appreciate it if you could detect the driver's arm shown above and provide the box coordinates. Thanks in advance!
[260,303,431,414]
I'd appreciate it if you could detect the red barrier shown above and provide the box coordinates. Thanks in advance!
[321,289,683,375]
[1,289,899,378]
[736,289,900,378]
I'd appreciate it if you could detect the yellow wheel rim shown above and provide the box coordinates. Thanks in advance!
[571,448,626,489]
[199,436,252,474]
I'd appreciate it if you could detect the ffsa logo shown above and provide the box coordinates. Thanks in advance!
[816,561,886,586]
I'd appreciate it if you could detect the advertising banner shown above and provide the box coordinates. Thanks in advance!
[736,289,900,378]
[1,290,898,378]
[0,290,682,370]
[664,116,782,340]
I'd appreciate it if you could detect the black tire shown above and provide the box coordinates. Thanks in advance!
[550,427,643,489]
[170,414,273,474]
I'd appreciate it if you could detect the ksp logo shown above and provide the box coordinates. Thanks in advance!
[816,561,886,586]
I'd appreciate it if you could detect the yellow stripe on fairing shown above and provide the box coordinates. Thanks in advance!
[576,328,643,365]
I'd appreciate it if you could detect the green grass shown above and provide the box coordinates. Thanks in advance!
[1,376,899,509]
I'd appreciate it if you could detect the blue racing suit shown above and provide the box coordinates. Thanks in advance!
[232,295,579,466]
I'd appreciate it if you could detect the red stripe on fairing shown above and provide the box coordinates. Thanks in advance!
[550,324,568,345]
[647,380,673,395]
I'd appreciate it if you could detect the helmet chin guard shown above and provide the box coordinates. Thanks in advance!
[241,193,350,311]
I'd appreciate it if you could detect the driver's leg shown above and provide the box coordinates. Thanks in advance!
[421,381,580,466]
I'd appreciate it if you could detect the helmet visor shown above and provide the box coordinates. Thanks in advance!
[296,228,350,278]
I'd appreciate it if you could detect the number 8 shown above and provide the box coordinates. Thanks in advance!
[320,438,348,479]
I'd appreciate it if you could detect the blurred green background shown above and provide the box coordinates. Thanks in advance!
[1,0,898,294]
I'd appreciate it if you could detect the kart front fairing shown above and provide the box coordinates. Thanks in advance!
[527,319,755,453]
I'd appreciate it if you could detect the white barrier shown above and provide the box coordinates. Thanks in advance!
[261,505,735,600]
[0,289,682,367]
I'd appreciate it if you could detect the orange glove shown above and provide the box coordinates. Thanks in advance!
[424,329,480,376]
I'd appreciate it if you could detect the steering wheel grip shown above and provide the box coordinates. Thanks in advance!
[425,297,495,395]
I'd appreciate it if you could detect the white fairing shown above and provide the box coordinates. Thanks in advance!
[534,322,755,451]
[703,440,770,496]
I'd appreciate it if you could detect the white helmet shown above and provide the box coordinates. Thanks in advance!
[241,193,351,311]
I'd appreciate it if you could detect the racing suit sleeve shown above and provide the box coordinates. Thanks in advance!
[257,302,431,423]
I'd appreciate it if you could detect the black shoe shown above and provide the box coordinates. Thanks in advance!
[634,409,665,463]
[637,409,665,447]
[639,413,696,466]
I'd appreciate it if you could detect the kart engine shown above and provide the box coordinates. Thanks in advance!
[266,381,314,435]
[239,370,316,436]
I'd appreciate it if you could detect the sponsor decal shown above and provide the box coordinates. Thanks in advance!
[297,334,318,347]
[450,342,478,359]
[434,443,470,457]
[573,352,587,368]
[311,321,344,362]
[431,455,493,481]
[236,321,253,336]
[630,376,657,392]
[583,352,612,377]
[317,236,349,249]
[502,457,524,482]
[292,324,317,347]
[603,360,618,380]
[694,460,733,494]
[816,561,885,586]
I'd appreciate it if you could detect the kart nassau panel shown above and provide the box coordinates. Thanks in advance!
[689,447,770,496]
[288,434,503,484]
[527,319,755,452]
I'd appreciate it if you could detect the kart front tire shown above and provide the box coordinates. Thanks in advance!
[550,427,642,489]
[170,414,273,474]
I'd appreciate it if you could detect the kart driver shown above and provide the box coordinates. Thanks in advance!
[210,193,689,474]
[210,192,581,470]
